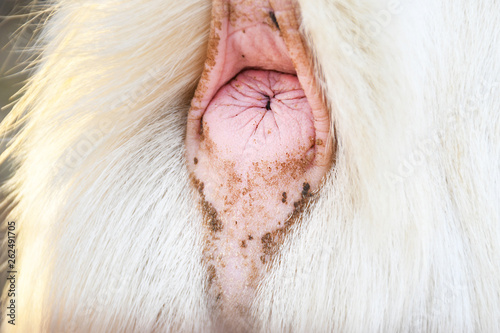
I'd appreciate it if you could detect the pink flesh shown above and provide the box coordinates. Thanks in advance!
[186,0,332,327]
[204,69,315,164]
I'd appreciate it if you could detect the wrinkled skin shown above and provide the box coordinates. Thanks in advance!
[0,0,499,332]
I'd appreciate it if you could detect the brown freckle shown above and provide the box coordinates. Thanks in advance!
[293,201,299,208]
[204,31,219,68]
[207,265,216,286]
[235,221,238,225]
[210,218,222,232]
[242,29,245,33]
[282,192,287,199]
[260,255,266,264]
[193,157,198,165]
[302,182,310,196]
[216,293,222,301]
[200,196,223,232]
[316,139,323,146]
[214,20,222,31]
[248,235,253,240]
[261,232,276,255]
[242,54,245,58]
[282,197,286,203]
[191,177,205,196]
[241,240,247,248]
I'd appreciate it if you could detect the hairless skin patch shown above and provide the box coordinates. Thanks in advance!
[186,0,333,329]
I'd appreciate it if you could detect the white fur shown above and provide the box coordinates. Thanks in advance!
[1,0,499,332]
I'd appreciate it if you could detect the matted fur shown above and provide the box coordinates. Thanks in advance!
[1,0,499,332]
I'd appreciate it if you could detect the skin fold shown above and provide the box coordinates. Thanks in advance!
[0,0,499,332]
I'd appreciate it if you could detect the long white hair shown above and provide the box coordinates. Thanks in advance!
[1,0,499,332]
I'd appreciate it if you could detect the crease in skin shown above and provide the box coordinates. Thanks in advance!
[186,0,333,330]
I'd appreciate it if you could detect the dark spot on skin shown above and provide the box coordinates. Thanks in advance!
[316,139,323,146]
[248,235,253,240]
[259,192,318,268]
[269,11,280,30]
[235,221,238,225]
[241,240,247,248]
[192,177,222,232]
[261,232,272,243]
[242,29,245,33]
[199,119,204,137]
[281,191,287,203]
[266,99,271,110]
[242,54,245,58]
[302,182,311,197]
[194,157,198,165]
[281,197,286,203]
[216,293,222,301]
[208,265,216,286]
[192,177,204,195]
[261,232,275,255]
[207,207,223,232]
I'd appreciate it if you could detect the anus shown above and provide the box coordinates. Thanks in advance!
[0,0,499,332]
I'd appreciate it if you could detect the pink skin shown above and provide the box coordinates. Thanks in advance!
[204,69,315,165]
[186,0,333,326]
